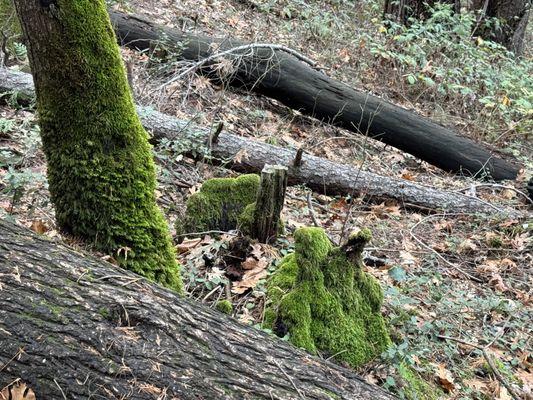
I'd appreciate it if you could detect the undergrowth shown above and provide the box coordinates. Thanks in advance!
[364,4,532,142]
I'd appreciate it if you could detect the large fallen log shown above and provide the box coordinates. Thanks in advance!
[0,219,395,399]
[0,68,520,215]
[108,10,520,181]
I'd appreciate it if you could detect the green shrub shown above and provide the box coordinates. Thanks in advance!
[365,3,532,140]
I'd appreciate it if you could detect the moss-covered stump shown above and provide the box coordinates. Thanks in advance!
[264,227,391,368]
[14,0,181,291]
[181,174,260,234]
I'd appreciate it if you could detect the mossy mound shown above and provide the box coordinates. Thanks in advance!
[264,227,391,368]
[397,362,442,400]
[215,300,233,315]
[181,174,260,234]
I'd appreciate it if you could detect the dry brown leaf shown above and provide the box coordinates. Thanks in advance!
[250,243,264,260]
[30,220,48,234]
[370,202,401,219]
[435,363,456,393]
[176,238,202,254]
[488,274,509,292]
[0,382,36,400]
[233,148,248,164]
[241,256,267,271]
[400,170,416,181]
[232,258,268,294]
[458,238,478,254]
[400,250,418,267]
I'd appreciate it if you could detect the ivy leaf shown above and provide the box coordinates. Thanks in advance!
[388,266,407,282]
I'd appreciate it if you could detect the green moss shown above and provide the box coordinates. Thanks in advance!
[397,362,441,400]
[22,0,181,291]
[264,227,390,368]
[215,300,233,315]
[182,174,260,233]
[236,202,256,235]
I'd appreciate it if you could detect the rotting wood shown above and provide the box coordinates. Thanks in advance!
[0,219,396,400]
[251,164,288,243]
[108,10,520,181]
[0,68,523,216]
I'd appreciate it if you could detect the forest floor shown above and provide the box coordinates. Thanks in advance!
[1,0,532,399]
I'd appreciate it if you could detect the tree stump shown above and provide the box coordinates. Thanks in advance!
[251,164,288,243]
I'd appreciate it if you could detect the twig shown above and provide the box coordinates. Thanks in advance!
[209,121,224,145]
[203,285,221,302]
[157,43,319,91]
[272,359,306,399]
[409,214,483,282]
[0,347,24,373]
[307,192,320,227]
[293,147,304,167]
[175,230,239,238]
[54,379,67,400]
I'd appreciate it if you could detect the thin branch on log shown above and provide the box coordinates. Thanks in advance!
[108,10,520,181]
[158,42,319,90]
[0,68,524,216]
[0,219,395,399]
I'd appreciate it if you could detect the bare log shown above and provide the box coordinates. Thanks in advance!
[251,164,288,243]
[0,68,521,215]
[0,219,395,399]
[108,10,520,181]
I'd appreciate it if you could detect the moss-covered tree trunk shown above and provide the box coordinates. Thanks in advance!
[471,0,530,55]
[13,0,181,291]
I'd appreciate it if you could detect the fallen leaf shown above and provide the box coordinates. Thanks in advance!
[435,363,456,393]
[488,274,509,292]
[30,220,48,234]
[232,258,268,294]
[241,256,267,271]
[0,382,36,400]
[233,148,248,164]
[176,238,202,254]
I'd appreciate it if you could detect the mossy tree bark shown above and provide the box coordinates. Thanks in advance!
[251,164,287,243]
[0,219,395,400]
[470,0,530,55]
[13,0,181,290]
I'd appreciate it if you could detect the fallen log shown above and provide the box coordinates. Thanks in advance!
[0,219,395,399]
[0,68,520,215]
[108,10,520,181]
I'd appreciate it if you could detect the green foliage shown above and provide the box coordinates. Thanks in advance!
[0,117,46,212]
[367,3,532,139]
[0,0,25,64]
[264,227,391,368]
[27,0,181,291]
[180,174,260,234]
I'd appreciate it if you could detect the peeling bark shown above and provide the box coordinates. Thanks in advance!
[0,219,395,399]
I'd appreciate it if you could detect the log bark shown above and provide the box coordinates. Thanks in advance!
[0,219,395,399]
[108,10,520,181]
[252,164,288,243]
[0,68,522,216]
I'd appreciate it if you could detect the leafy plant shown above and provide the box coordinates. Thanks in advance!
[365,3,532,141]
